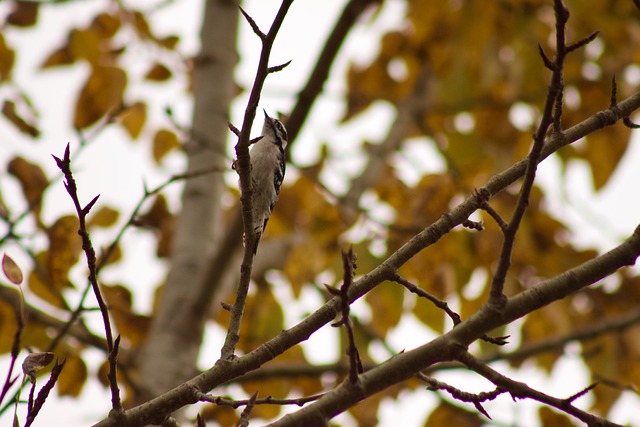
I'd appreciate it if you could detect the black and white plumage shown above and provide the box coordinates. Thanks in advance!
[248,109,287,253]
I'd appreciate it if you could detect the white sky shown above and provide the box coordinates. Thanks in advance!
[1,0,639,426]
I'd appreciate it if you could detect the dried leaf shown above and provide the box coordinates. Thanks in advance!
[158,35,180,50]
[57,354,87,396]
[68,28,101,65]
[152,128,180,164]
[118,102,146,139]
[7,156,48,214]
[102,284,150,346]
[40,44,74,68]
[74,66,126,129]
[2,100,40,137]
[22,352,55,381]
[2,253,23,285]
[6,2,39,27]
[89,13,120,39]
[137,195,174,258]
[145,63,172,82]
[0,34,15,82]
[424,400,483,427]
[46,215,82,289]
[88,206,120,228]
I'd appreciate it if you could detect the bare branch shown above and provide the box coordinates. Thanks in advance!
[221,0,294,362]
[459,352,620,426]
[52,143,122,414]
[328,248,363,383]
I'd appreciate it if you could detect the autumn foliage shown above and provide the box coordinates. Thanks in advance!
[2,1,640,426]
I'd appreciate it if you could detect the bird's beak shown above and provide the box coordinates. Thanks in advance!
[263,109,269,119]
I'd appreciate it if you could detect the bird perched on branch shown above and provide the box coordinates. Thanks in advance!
[246,109,287,253]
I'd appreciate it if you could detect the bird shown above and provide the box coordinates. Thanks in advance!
[246,109,287,253]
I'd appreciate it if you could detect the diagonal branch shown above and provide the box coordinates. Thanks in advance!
[458,352,620,426]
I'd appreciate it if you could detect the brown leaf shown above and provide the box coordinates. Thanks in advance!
[158,35,180,50]
[7,156,48,215]
[89,13,120,39]
[28,260,67,309]
[424,400,483,427]
[538,407,575,427]
[137,195,174,258]
[132,11,153,40]
[2,253,23,285]
[57,354,87,396]
[118,102,146,139]
[40,44,74,68]
[0,34,15,82]
[145,63,172,82]
[22,352,55,381]
[68,28,102,65]
[46,215,82,289]
[6,2,39,27]
[87,206,120,228]
[152,128,180,164]
[2,100,40,137]
[74,66,126,129]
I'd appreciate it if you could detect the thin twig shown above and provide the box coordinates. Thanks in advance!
[417,372,506,419]
[458,352,621,426]
[488,0,597,307]
[199,391,326,408]
[326,248,363,383]
[52,143,122,414]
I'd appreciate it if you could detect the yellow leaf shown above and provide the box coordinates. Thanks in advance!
[40,44,74,69]
[159,35,180,50]
[238,287,284,352]
[2,100,40,137]
[69,28,101,65]
[46,215,82,289]
[102,284,150,347]
[0,34,14,82]
[0,299,19,353]
[538,407,575,427]
[423,400,482,427]
[89,13,120,39]
[118,102,146,139]
[57,354,87,397]
[6,2,39,27]
[74,66,126,129]
[583,124,631,190]
[2,253,23,285]
[364,281,404,336]
[88,206,120,228]
[145,63,172,82]
[152,129,180,164]
[28,263,67,309]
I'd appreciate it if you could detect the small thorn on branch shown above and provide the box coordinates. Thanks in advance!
[564,383,598,404]
[83,194,101,216]
[228,121,240,137]
[566,31,599,53]
[623,116,640,129]
[239,7,265,40]
[268,60,292,74]
[538,44,557,71]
